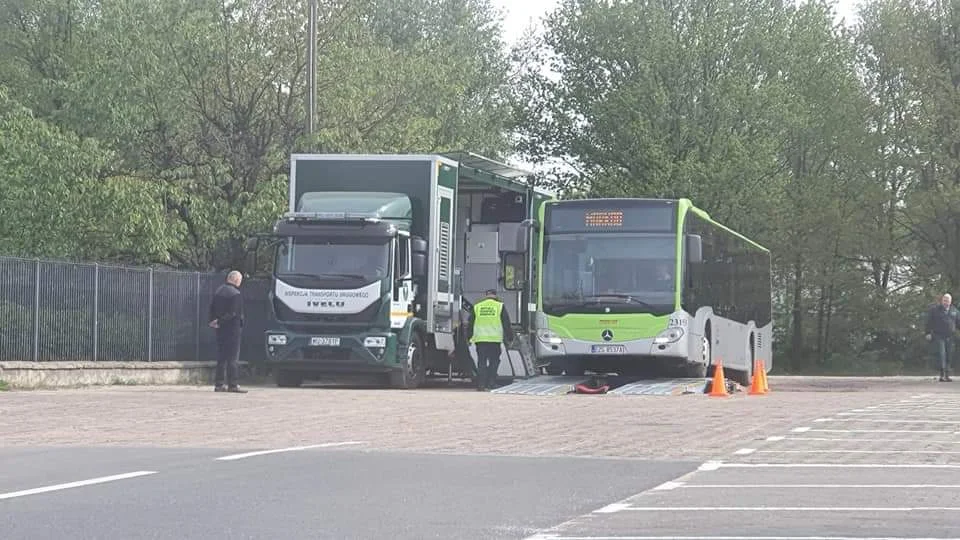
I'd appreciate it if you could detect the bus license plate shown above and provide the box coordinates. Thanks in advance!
[310,336,340,347]
[591,344,626,354]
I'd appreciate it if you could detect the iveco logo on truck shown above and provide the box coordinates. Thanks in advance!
[309,300,345,307]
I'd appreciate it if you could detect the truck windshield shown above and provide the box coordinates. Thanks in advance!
[542,233,677,316]
[275,238,390,287]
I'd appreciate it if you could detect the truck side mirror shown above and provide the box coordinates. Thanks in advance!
[410,236,428,254]
[411,253,427,278]
[686,234,703,264]
[516,218,537,253]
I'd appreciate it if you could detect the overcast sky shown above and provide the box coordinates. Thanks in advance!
[493,0,863,45]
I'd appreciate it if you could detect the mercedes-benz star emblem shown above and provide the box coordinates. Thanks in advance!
[601,329,613,342]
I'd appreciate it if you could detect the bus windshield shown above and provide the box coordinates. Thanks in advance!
[542,233,677,316]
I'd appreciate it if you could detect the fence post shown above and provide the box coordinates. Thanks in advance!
[147,267,154,362]
[195,272,201,362]
[33,259,40,362]
[93,264,99,362]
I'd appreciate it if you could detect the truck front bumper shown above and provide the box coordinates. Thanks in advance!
[264,330,399,373]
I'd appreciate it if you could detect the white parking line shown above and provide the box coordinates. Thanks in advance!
[707,463,960,469]
[733,448,756,455]
[778,437,960,443]
[807,428,953,434]
[0,471,157,500]
[215,441,365,461]
[755,450,960,454]
[678,484,960,489]
[529,536,960,540]
[619,506,960,512]
[811,418,960,424]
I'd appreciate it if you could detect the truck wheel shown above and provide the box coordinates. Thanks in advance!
[390,333,426,389]
[275,369,303,388]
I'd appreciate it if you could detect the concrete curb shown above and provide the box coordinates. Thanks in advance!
[0,361,222,390]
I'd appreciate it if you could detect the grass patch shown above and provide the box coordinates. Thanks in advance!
[0,380,9,391]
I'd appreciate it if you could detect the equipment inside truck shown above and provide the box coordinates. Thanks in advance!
[444,152,543,385]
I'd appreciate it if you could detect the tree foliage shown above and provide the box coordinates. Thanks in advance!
[0,0,512,268]
[5,0,960,372]
[511,0,960,372]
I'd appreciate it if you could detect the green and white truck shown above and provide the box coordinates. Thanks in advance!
[533,197,773,386]
[248,152,554,388]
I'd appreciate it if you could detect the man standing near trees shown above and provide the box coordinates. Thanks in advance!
[925,292,959,382]
[208,270,247,393]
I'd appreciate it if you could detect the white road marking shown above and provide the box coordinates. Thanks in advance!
[837,412,960,419]
[814,418,960,424]
[791,427,811,432]
[215,441,365,461]
[620,506,960,511]
[813,418,832,422]
[528,536,960,540]
[781,437,960,443]
[522,466,708,539]
[0,471,157,500]
[733,448,756,455]
[678,484,960,489]
[756,450,960,454]
[593,502,632,514]
[708,463,960,469]
[808,428,952,434]
[697,461,723,471]
[651,481,684,491]
[766,436,785,441]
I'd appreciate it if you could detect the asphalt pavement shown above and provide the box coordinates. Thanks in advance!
[526,391,960,539]
[0,447,695,540]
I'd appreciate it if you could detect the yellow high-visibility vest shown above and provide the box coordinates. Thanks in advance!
[471,298,503,344]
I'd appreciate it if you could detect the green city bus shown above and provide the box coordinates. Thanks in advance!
[533,198,772,386]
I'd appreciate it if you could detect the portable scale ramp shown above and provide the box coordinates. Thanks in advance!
[490,375,594,396]
[606,378,709,396]
[492,375,711,396]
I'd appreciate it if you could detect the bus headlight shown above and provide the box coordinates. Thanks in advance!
[653,327,685,344]
[537,329,562,345]
[267,334,287,345]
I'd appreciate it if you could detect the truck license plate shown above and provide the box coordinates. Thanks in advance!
[310,336,340,347]
[591,344,626,354]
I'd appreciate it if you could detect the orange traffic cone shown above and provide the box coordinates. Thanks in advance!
[708,360,729,397]
[748,359,766,395]
[760,360,770,392]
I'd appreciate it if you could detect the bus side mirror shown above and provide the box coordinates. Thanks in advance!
[686,234,703,264]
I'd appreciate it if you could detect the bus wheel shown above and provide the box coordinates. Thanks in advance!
[701,333,714,378]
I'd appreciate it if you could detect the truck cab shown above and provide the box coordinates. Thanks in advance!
[263,192,429,388]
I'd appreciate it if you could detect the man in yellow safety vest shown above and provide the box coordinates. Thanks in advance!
[468,289,516,391]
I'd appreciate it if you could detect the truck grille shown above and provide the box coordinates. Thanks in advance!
[273,297,383,325]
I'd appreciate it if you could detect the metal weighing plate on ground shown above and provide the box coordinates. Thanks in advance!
[490,375,591,396]
[607,378,708,396]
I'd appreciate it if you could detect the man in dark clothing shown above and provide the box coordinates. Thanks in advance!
[208,270,247,393]
[467,289,516,391]
[925,292,959,382]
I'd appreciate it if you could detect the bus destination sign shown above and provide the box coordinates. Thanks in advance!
[585,210,624,227]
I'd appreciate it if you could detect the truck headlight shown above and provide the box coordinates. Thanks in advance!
[364,336,387,348]
[537,329,562,345]
[653,327,684,344]
[268,334,287,345]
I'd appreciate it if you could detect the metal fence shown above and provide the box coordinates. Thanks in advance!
[0,256,269,364]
